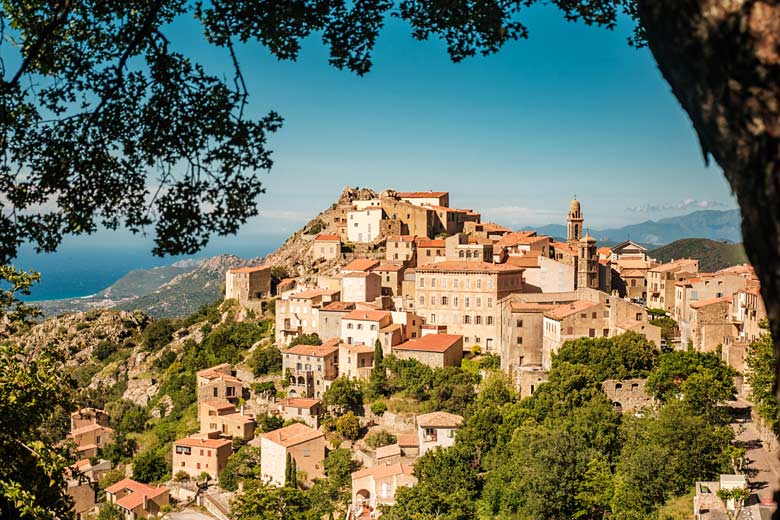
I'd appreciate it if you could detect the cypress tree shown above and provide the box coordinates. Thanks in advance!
[370,339,387,397]
[285,452,293,487]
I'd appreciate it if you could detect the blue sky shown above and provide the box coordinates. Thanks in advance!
[17,4,738,268]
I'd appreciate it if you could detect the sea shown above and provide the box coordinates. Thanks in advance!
[11,233,285,301]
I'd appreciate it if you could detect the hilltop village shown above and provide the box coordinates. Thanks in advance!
[58,189,772,520]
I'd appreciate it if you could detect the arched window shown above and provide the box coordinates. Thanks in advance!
[459,250,465,258]
[297,376,305,385]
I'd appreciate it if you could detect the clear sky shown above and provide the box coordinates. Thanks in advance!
[16,4,740,279]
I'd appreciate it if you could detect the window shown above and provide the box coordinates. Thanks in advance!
[516,319,523,327]
[589,328,595,337]
[465,279,471,289]
[476,279,482,289]
[441,296,448,306]
[603,329,609,337]
[475,316,482,325]
[430,314,436,323]
[454,296,459,306]
[197,463,201,469]
[487,278,493,289]
[465,297,470,308]
[347,323,353,329]
[430,296,436,306]
[427,250,431,256]
[487,316,493,325]
[419,296,425,305]
[464,315,471,324]
[442,279,447,289]
[419,277,425,288]
[592,312,597,319]
[475,337,481,344]
[454,279,459,289]
[357,324,363,330]
[567,326,573,334]
[488,298,493,308]
[431,278,436,288]
[486,338,493,349]
[303,449,311,457]
[459,250,465,258]
[635,313,642,321]
[517,336,523,344]
[580,313,586,319]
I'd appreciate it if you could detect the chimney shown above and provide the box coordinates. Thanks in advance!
[143,495,148,510]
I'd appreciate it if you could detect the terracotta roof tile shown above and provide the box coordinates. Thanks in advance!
[342,310,392,322]
[415,238,445,248]
[282,398,321,409]
[352,463,415,480]
[416,261,523,273]
[174,436,232,449]
[397,191,448,198]
[690,296,731,309]
[285,343,339,357]
[262,423,324,447]
[393,334,462,353]
[314,234,340,241]
[416,411,464,428]
[343,259,381,272]
[545,301,599,320]
[321,301,357,312]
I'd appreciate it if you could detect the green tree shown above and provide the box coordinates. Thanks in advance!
[0,341,75,519]
[649,316,678,345]
[322,377,363,414]
[335,411,361,441]
[219,445,261,492]
[232,481,319,520]
[141,319,176,352]
[132,449,168,484]
[289,334,323,347]
[368,339,388,398]
[96,503,124,520]
[323,449,360,490]
[553,332,660,381]
[0,266,42,333]
[100,431,137,465]
[284,453,298,488]
[745,330,778,432]
[93,340,119,362]
[365,430,397,449]
[251,346,283,377]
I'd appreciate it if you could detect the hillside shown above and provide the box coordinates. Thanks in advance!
[532,209,742,245]
[650,238,749,271]
[35,255,259,318]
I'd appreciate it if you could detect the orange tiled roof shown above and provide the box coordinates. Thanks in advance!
[339,343,375,354]
[352,463,415,480]
[416,261,524,273]
[262,422,324,447]
[597,246,612,256]
[70,423,113,436]
[690,296,731,309]
[396,433,419,447]
[343,259,381,272]
[545,300,599,320]
[342,309,391,322]
[321,301,357,312]
[509,302,556,313]
[105,478,168,500]
[415,238,445,248]
[314,234,340,241]
[229,265,270,274]
[290,289,328,300]
[285,343,339,357]
[174,436,232,449]
[372,262,405,272]
[551,241,578,256]
[417,411,464,428]
[506,255,540,268]
[283,398,321,409]
[620,269,646,278]
[650,258,699,273]
[496,232,550,248]
[200,399,236,412]
[393,334,462,353]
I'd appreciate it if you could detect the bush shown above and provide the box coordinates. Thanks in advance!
[141,319,176,351]
[365,429,396,448]
[289,333,322,347]
[251,346,282,377]
[253,381,276,395]
[106,400,148,433]
[174,470,190,482]
[93,341,118,362]
[335,411,361,440]
[154,349,177,370]
[370,401,387,416]
[132,449,168,483]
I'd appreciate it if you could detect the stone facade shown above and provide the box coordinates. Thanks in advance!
[282,342,339,399]
[225,266,271,307]
[312,234,341,261]
[391,334,463,368]
[602,379,652,413]
[172,434,232,479]
[260,423,325,487]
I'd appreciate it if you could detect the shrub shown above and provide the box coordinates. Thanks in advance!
[365,429,396,448]
[253,381,276,395]
[132,449,168,483]
[251,346,282,377]
[93,341,118,362]
[370,401,387,416]
[141,319,175,351]
[154,349,177,370]
[335,411,361,440]
[289,333,322,347]
[174,470,190,482]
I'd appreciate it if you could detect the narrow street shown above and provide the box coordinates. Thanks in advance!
[730,399,779,519]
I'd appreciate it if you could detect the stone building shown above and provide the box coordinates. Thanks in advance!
[279,398,323,429]
[371,262,406,297]
[385,235,417,263]
[397,191,450,207]
[541,300,608,370]
[172,434,232,479]
[341,309,393,346]
[260,423,325,487]
[567,198,584,244]
[416,411,464,456]
[339,342,375,380]
[318,301,357,340]
[493,231,551,263]
[275,288,340,345]
[414,261,524,353]
[675,273,750,343]
[576,233,599,290]
[602,379,652,413]
[105,479,169,520]
[731,287,766,344]
[347,206,384,243]
[283,341,339,399]
[312,234,341,261]
[646,258,700,312]
[689,296,736,352]
[444,233,493,262]
[196,364,247,413]
[199,399,255,441]
[498,301,556,374]
[350,464,417,518]
[415,238,445,262]
[225,266,271,307]
[71,408,110,431]
[391,333,463,368]
[340,272,381,303]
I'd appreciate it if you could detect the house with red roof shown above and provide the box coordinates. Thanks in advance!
[105,478,169,519]
[312,234,342,261]
[260,423,326,487]
[350,463,417,518]
[172,433,233,479]
[391,334,463,368]
[196,364,246,413]
[198,399,256,440]
[282,340,340,399]
[225,265,271,310]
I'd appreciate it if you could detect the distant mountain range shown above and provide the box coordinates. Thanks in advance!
[530,209,742,246]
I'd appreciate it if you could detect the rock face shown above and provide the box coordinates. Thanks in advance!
[14,310,148,364]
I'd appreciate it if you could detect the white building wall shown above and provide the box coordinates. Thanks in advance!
[341,319,381,346]
[347,208,383,243]
[260,438,288,487]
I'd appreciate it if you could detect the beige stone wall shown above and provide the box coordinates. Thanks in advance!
[318,309,348,341]
[602,379,652,412]
[172,442,232,479]
[386,239,416,263]
[313,240,340,261]
[523,257,575,293]
[226,269,271,302]
[288,437,326,485]
[514,368,548,399]
[500,309,545,371]
[381,199,436,238]
[393,341,463,368]
[342,274,381,303]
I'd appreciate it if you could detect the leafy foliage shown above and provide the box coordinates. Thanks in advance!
[365,429,397,449]
[553,331,660,381]
[322,377,364,414]
[132,448,168,484]
[219,446,261,492]
[141,319,176,352]
[289,333,323,347]
[334,411,361,440]
[251,346,283,377]
[746,330,778,432]
[0,266,42,332]
[231,481,323,520]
